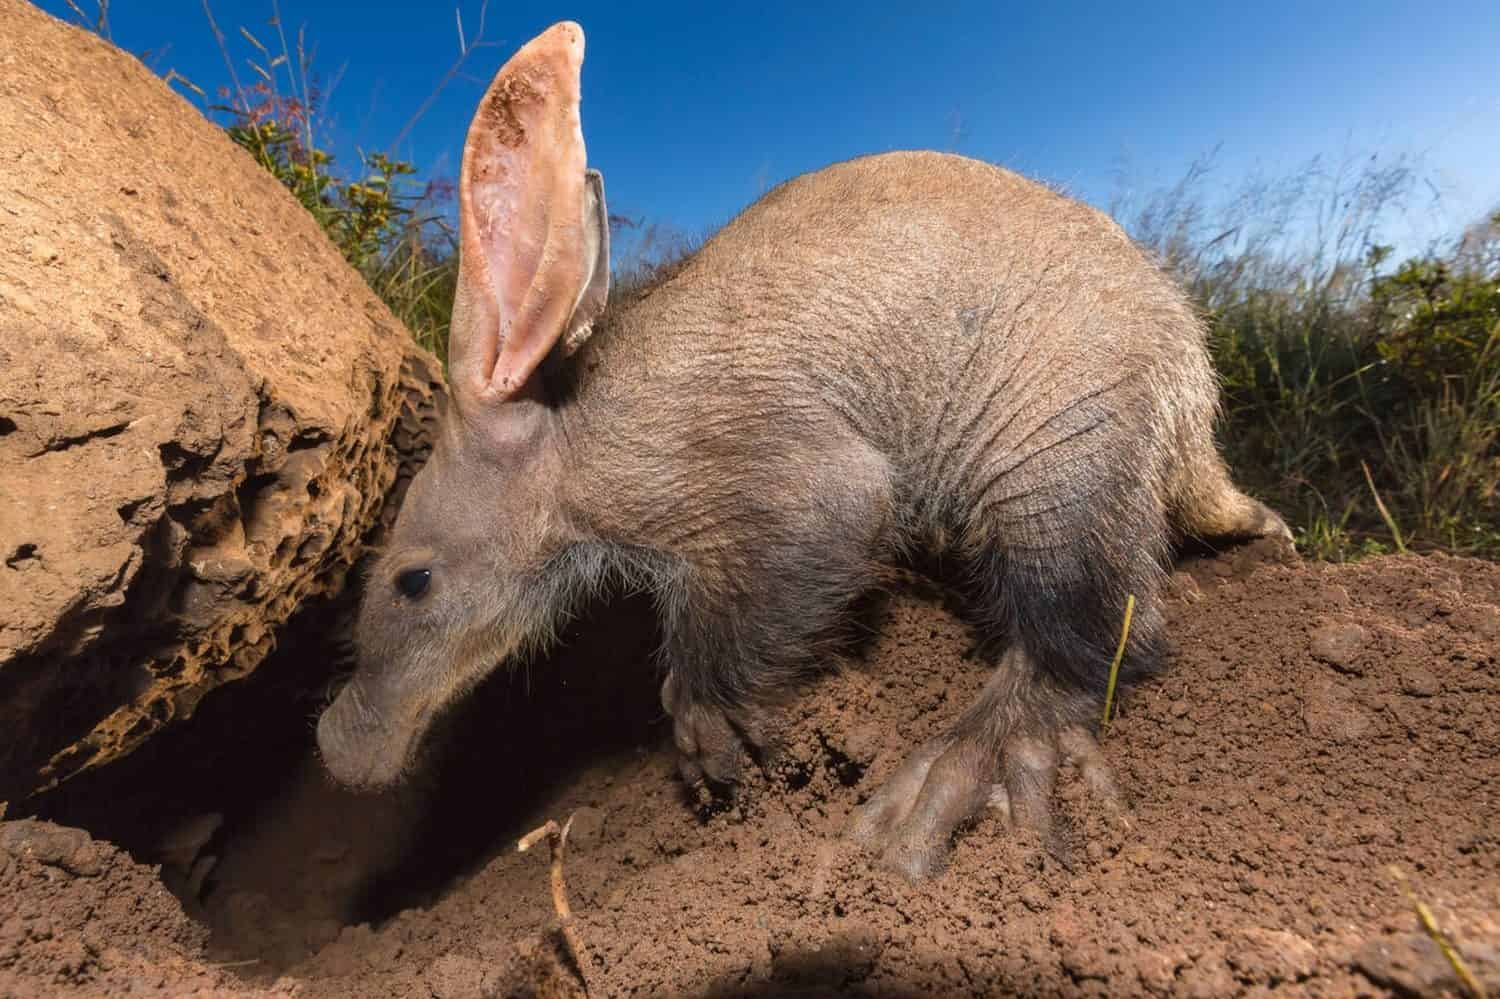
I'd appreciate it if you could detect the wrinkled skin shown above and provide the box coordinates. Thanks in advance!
[317,22,1291,879]
[317,407,560,787]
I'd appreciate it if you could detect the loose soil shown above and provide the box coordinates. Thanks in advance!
[5,544,1499,997]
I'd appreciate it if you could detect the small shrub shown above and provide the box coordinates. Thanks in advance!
[215,75,459,367]
[1119,155,1499,559]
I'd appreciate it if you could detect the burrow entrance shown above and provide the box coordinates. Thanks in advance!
[22,580,666,972]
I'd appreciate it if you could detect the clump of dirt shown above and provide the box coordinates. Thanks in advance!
[0,818,289,996]
[8,547,1500,997]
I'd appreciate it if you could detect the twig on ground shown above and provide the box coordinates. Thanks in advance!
[518,812,591,995]
[1387,865,1486,999]
[1099,593,1136,735]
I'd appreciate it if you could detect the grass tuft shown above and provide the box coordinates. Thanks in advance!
[1119,154,1499,560]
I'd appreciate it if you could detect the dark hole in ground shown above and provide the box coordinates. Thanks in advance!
[25,579,665,943]
[234,472,283,537]
[156,440,221,482]
[6,543,38,568]
[117,496,151,524]
[288,428,331,452]
[16,553,914,969]
[347,592,665,920]
[25,584,363,853]
[819,733,868,788]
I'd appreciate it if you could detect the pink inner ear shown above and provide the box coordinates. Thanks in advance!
[456,21,589,405]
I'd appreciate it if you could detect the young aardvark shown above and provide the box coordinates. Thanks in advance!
[316,22,1290,879]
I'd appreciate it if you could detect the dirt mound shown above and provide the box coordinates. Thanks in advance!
[0,0,441,802]
[0,818,290,997]
[8,548,1499,997]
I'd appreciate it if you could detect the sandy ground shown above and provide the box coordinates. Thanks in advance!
[4,543,1498,997]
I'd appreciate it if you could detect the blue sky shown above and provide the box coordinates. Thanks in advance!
[41,1,1500,259]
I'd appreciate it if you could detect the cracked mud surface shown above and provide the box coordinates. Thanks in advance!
[6,545,1498,997]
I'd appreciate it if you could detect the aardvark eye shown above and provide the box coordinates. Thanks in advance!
[395,568,432,599]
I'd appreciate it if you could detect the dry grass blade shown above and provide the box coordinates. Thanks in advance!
[1361,460,1408,554]
[386,1,494,157]
[518,813,592,995]
[1387,865,1487,999]
[161,69,208,99]
[59,0,111,38]
[238,25,269,54]
[1099,593,1136,734]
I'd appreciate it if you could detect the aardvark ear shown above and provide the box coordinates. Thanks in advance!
[449,21,610,411]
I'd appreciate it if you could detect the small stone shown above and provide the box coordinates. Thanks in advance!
[568,806,606,850]
[1136,948,1184,995]
[0,820,103,876]
[1354,932,1464,996]
[1399,666,1440,698]
[1018,883,1049,912]
[1302,678,1373,743]
[424,952,491,999]
[1229,927,1318,985]
[1169,573,1203,604]
[1309,620,1370,675]
[838,723,886,765]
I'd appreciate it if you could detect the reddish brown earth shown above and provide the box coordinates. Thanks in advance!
[5,544,1499,997]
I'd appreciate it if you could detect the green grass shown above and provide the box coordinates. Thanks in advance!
[225,112,461,368]
[68,3,1496,562]
[1120,155,1500,559]
[180,1,487,369]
